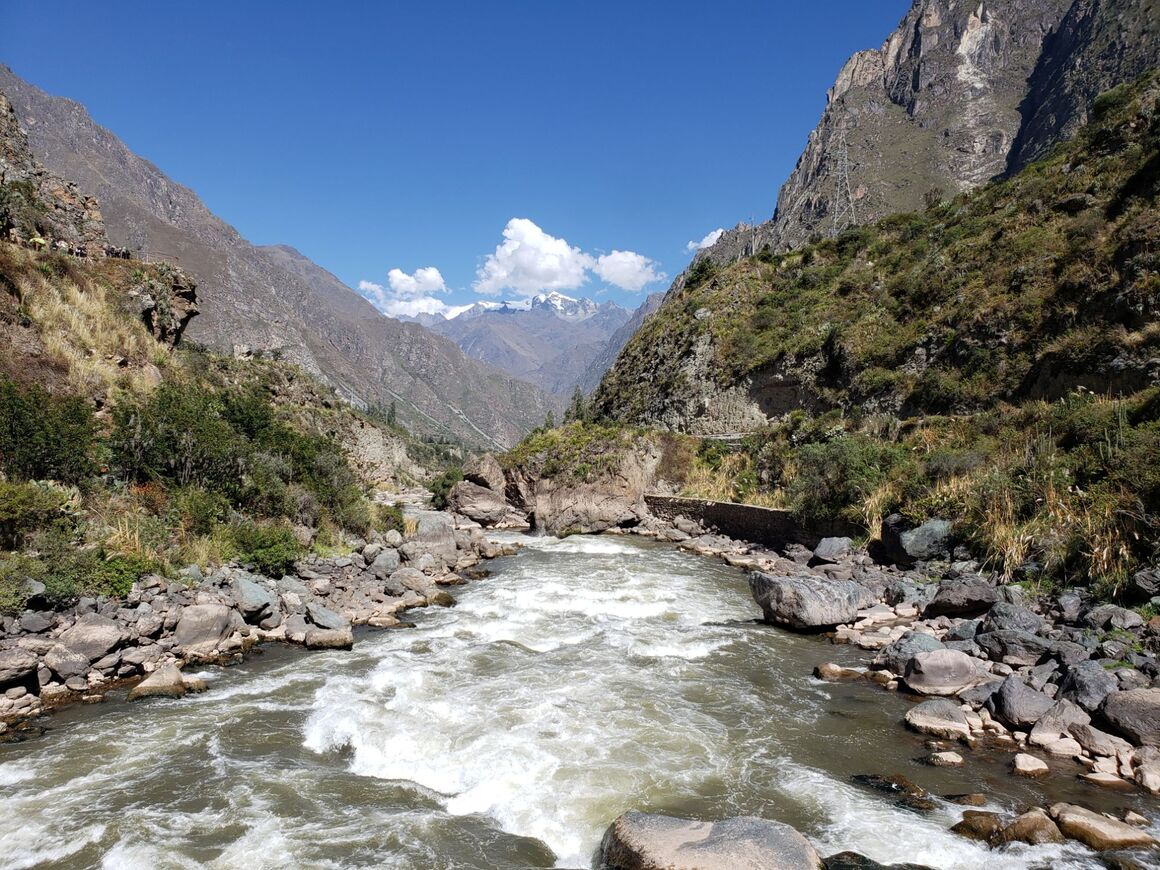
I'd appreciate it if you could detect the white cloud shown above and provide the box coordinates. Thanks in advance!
[474,218,594,297]
[593,250,666,292]
[474,217,664,296]
[359,271,465,320]
[387,266,447,297]
[686,227,724,253]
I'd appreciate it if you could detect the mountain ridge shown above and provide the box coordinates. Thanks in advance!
[0,64,558,449]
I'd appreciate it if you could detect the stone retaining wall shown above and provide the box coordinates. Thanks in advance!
[644,495,859,549]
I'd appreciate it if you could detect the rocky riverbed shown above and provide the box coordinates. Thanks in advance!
[0,504,517,734]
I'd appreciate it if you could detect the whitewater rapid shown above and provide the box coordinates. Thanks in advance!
[0,533,1154,869]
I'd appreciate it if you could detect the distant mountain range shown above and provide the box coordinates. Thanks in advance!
[420,291,631,395]
[0,65,560,449]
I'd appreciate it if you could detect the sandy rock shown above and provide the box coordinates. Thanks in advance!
[1029,699,1090,749]
[923,751,964,767]
[127,664,187,701]
[172,604,239,659]
[599,811,823,870]
[1069,723,1133,758]
[904,699,971,741]
[304,627,353,650]
[1049,803,1158,850]
[904,649,979,696]
[58,613,123,662]
[814,663,865,681]
[991,809,1064,846]
[1013,753,1049,777]
[950,811,1002,842]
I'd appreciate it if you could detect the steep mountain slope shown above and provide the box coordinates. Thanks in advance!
[0,65,557,449]
[578,291,665,394]
[687,0,1160,269]
[427,294,629,394]
[594,72,1160,433]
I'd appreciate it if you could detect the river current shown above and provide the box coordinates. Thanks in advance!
[0,533,1156,869]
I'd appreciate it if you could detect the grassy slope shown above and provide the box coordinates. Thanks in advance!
[0,243,427,612]
[577,74,1160,599]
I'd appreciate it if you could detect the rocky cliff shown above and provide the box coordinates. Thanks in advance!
[0,66,557,449]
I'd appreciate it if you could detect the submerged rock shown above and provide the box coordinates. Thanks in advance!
[599,811,822,870]
[127,664,187,701]
[850,774,937,812]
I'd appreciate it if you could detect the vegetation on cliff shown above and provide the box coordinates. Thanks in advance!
[0,244,425,614]
[573,75,1160,601]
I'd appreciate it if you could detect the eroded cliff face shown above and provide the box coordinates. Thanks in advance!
[768,0,1072,251]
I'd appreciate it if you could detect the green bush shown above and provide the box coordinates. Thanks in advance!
[0,552,46,614]
[172,486,230,536]
[428,467,463,510]
[229,521,303,576]
[0,481,68,549]
[0,379,96,483]
[788,435,906,523]
[374,502,406,534]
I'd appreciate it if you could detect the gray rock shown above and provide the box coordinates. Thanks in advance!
[58,613,123,662]
[904,649,979,696]
[923,578,998,618]
[284,614,309,645]
[988,675,1055,728]
[44,643,89,679]
[873,633,944,674]
[904,698,971,741]
[975,629,1055,667]
[958,680,1003,706]
[811,537,853,565]
[172,604,238,658]
[1028,699,1090,748]
[748,573,873,630]
[0,648,38,685]
[899,519,954,562]
[1083,604,1145,631]
[390,567,432,595]
[17,612,52,634]
[944,620,980,642]
[1069,723,1133,757]
[1101,688,1160,746]
[232,575,276,623]
[305,602,349,631]
[448,481,521,527]
[463,452,506,493]
[1059,659,1118,712]
[1126,568,1159,605]
[980,602,1043,634]
[599,811,822,870]
[367,548,401,580]
[1056,592,1084,623]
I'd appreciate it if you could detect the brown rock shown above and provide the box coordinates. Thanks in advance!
[1050,803,1158,851]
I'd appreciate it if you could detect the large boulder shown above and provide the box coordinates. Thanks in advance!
[992,809,1065,846]
[923,578,998,618]
[304,627,353,650]
[748,573,873,630]
[1125,567,1160,605]
[305,602,349,632]
[876,515,953,565]
[873,633,944,674]
[172,604,239,659]
[903,649,979,696]
[1028,699,1090,753]
[1100,688,1160,746]
[44,643,89,680]
[1058,659,1118,713]
[599,811,822,870]
[1083,604,1145,631]
[987,676,1055,728]
[0,648,38,686]
[127,664,187,701]
[904,698,970,741]
[58,613,124,662]
[447,481,523,527]
[232,575,277,624]
[410,510,458,560]
[367,548,401,580]
[810,537,853,565]
[974,629,1057,668]
[463,452,506,493]
[979,602,1043,634]
[1049,803,1157,851]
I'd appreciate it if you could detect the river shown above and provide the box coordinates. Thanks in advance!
[0,533,1156,869]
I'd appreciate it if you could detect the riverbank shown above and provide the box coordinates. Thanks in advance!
[0,502,518,736]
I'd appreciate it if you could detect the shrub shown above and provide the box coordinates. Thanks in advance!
[228,521,302,576]
[172,487,230,537]
[0,552,47,614]
[372,501,406,535]
[429,467,463,510]
[788,435,906,523]
[0,379,96,483]
[0,481,68,549]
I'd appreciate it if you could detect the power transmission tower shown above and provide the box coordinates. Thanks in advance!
[831,130,857,235]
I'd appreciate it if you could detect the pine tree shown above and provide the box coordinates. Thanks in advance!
[386,401,397,427]
[544,410,556,430]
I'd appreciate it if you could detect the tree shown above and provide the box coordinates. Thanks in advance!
[544,411,556,430]
[386,401,397,427]
[563,386,589,424]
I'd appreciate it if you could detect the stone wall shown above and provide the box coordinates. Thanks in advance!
[644,495,859,549]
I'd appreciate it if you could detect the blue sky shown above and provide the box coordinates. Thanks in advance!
[2,0,909,316]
